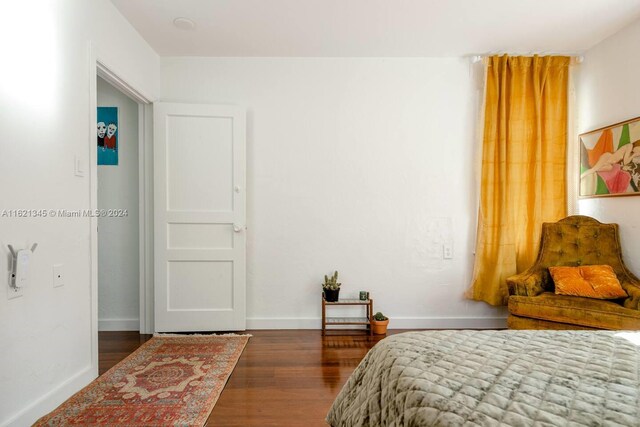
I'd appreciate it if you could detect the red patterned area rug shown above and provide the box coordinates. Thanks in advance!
[34,334,250,426]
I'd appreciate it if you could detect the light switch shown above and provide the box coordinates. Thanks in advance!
[53,264,64,288]
[74,156,85,177]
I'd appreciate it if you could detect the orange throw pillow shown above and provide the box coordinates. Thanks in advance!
[549,265,628,299]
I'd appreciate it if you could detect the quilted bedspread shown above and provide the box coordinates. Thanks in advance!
[327,330,640,427]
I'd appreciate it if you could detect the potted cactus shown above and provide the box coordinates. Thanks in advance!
[372,312,389,335]
[322,271,341,302]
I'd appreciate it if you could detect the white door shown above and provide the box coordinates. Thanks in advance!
[154,102,246,332]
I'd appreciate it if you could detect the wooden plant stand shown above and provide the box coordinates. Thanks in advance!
[322,295,373,336]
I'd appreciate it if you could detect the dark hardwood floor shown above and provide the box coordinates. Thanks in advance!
[98,331,152,375]
[99,329,408,426]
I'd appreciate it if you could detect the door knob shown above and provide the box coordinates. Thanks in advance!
[233,224,244,232]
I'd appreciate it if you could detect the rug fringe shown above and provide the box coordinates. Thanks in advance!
[153,332,252,338]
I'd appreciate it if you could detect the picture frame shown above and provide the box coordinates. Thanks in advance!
[579,116,640,198]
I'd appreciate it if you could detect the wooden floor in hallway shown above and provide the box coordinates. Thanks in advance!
[99,329,408,426]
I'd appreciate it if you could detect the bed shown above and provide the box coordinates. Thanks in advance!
[327,330,640,426]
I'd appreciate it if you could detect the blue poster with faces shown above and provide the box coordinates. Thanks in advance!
[97,107,118,165]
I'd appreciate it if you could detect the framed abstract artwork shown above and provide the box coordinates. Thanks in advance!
[97,106,118,165]
[579,116,640,198]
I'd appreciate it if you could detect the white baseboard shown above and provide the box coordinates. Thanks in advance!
[247,317,320,329]
[390,317,507,329]
[1,366,95,427]
[98,318,140,331]
[246,316,507,330]
[98,316,505,331]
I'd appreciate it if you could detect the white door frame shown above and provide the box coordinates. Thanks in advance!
[88,43,154,376]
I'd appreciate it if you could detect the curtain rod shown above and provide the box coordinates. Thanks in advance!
[470,55,584,64]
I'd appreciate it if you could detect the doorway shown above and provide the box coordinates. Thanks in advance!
[89,52,153,376]
[96,76,140,332]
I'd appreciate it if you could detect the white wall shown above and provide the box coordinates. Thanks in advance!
[161,57,507,329]
[0,1,158,425]
[97,77,139,331]
[576,19,640,276]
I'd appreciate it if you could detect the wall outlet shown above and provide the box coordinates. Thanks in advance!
[53,264,64,288]
[443,244,453,259]
[7,281,23,300]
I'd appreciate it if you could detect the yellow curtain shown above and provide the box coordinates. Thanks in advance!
[468,55,569,306]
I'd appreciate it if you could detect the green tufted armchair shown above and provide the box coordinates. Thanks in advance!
[507,215,640,330]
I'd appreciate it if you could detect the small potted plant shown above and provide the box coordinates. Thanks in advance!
[372,312,389,335]
[322,271,341,302]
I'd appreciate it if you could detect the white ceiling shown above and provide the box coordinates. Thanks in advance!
[111,0,640,57]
